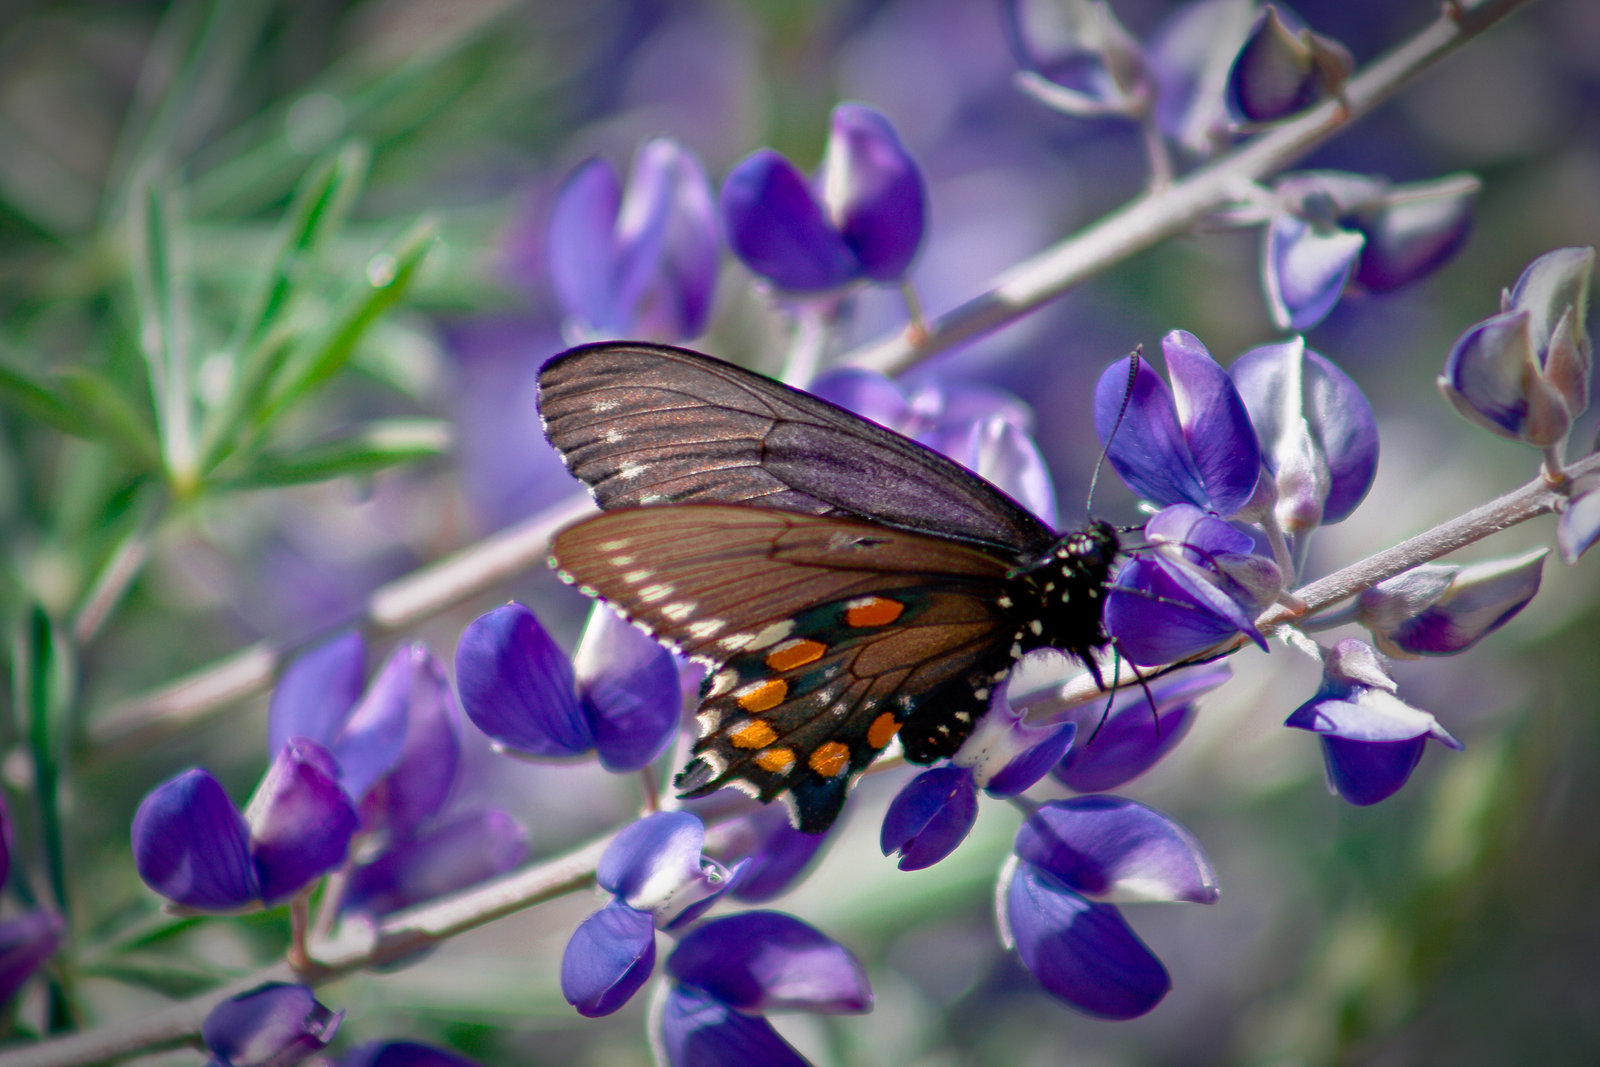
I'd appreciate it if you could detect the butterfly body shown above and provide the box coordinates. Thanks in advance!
[540,342,1118,833]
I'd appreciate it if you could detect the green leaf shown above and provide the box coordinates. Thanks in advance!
[253,219,437,433]
[78,953,236,999]
[127,169,197,486]
[0,356,96,438]
[56,370,164,474]
[11,603,76,914]
[218,418,450,490]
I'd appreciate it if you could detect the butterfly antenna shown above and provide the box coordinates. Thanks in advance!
[1084,642,1161,745]
[1085,347,1142,516]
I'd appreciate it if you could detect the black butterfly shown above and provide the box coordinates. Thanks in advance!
[539,341,1118,834]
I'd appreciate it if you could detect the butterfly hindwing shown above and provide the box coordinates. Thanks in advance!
[550,505,1021,832]
[539,341,1055,554]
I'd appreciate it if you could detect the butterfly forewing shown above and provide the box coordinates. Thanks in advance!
[551,505,1022,832]
[539,342,1055,553]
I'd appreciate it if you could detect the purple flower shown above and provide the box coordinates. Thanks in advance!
[1558,478,1600,564]
[721,103,926,293]
[1052,662,1232,792]
[340,1042,483,1067]
[654,911,871,1066]
[1285,638,1462,805]
[547,138,718,343]
[133,745,360,910]
[1354,549,1545,658]
[562,812,741,1016]
[456,602,680,772]
[718,807,828,903]
[1003,0,1154,119]
[1263,172,1478,330]
[1146,0,1259,156]
[1095,332,1262,518]
[342,808,530,918]
[201,983,341,1067]
[1224,5,1352,124]
[1439,246,1593,452]
[998,797,1218,1019]
[880,687,1077,871]
[811,366,1058,525]
[1107,504,1278,666]
[1231,338,1378,538]
[0,910,64,1007]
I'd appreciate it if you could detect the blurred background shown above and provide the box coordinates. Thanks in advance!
[1,0,1598,1063]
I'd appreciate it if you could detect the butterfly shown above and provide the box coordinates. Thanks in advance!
[539,341,1118,834]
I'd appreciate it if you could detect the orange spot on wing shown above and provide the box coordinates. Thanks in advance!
[730,720,777,749]
[755,748,795,774]
[737,678,788,713]
[765,638,827,672]
[808,741,850,777]
[845,596,905,628]
[867,712,901,750]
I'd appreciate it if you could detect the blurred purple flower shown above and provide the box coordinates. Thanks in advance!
[342,808,529,918]
[1107,504,1278,666]
[1094,333,1262,517]
[654,911,871,1066]
[547,138,718,342]
[133,745,359,910]
[0,910,63,1007]
[1225,5,1352,124]
[270,635,461,838]
[1146,0,1259,156]
[1439,246,1593,452]
[1052,662,1232,792]
[1003,0,1154,119]
[812,366,1058,525]
[998,797,1218,1018]
[1264,171,1478,330]
[456,602,680,772]
[201,983,341,1067]
[340,1042,483,1067]
[1285,638,1462,805]
[1558,479,1600,564]
[1231,338,1378,538]
[1355,549,1545,658]
[718,807,828,902]
[563,812,741,1017]
[722,103,926,293]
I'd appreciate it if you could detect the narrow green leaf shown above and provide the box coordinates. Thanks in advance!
[0,358,96,438]
[254,219,437,432]
[218,418,450,490]
[56,370,163,474]
[78,953,235,999]
[11,604,76,915]
[127,170,197,486]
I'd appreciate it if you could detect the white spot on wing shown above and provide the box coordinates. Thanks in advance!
[623,570,651,584]
[662,601,696,621]
[747,620,795,650]
[639,584,673,603]
[688,619,727,640]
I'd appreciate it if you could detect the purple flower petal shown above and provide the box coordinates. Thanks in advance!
[1106,554,1264,666]
[667,911,872,1014]
[654,985,809,1067]
[132,768,259,910]
[548,158,625,333]
[1000,862,1170,1019]
[342,808,529,917]
[1054,663,1229,792]
[1439,309,1537,439]
[1162,330,1263,515]
[201,983,342,1067]
[340,1040,483,1067]
[625,139,719,340]
[721,150,859,293]
[1225,6,1321,123]
[561,900,657,1017]
[245,740,360,904]
[574,607,682,773]
[1264,212,1366,330]
[1318,735,1428,806]
[823,103,926,282]
[952,690,1078,797]
[364,647,461,838]
[1232,341,1378,525]
[455,602,592,757]
[721,808,828,903]
[1095,356,1209,510]
[330,644,414,804]
[1014,797,1220,904]
[1351,175,1477,293]
[267,631,365,756]
[1146,0,1257,154]
[880,767,979,871]
[1559,483,1600,564]
[0,910,64,1006]
[1359,550,1544,657]
[598,811,736,928]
